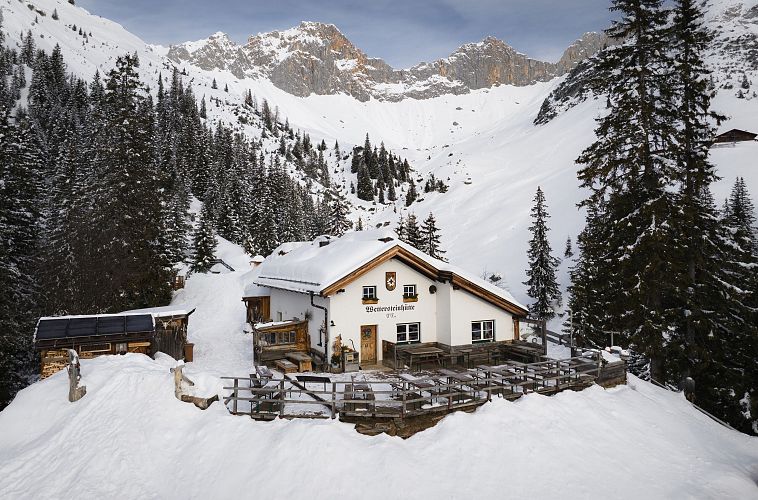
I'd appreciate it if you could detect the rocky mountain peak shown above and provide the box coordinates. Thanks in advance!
[167,22,610,101]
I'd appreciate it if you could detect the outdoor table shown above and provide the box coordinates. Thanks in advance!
[401,346,445,371]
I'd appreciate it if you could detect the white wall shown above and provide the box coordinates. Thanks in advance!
[328,258,438,361]
[449,288,515,346]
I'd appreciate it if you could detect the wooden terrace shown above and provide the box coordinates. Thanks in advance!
[221,355,621,424]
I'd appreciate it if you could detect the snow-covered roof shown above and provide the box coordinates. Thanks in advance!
[254,229,527,313]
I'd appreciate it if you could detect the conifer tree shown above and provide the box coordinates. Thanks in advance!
[395,215,406,242]
[564,237,573,259]
[356,162,373,201]
[191,204,217,273]
[524,187,561,321]
[404,213,422,249]
[327,195,352,236]
[575,0,679,379]
[405,182,417,206]
[420,213,446,260]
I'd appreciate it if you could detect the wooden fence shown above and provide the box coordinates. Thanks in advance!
[222,356,608,421]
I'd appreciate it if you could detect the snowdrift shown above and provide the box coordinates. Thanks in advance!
[0,354,756,500]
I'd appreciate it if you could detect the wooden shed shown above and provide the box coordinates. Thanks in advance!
[34,310,194,378]
[714,129,757,143]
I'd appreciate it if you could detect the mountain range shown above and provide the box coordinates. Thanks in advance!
[166,23,609,101]
[0,0,756,308]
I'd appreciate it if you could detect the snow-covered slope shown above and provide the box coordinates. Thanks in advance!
[0,354,756,499]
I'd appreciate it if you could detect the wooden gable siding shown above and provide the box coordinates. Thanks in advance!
[321,246,438,296]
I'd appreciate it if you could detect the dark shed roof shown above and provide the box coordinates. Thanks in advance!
[35,314,155,342]
[714,129,758,143]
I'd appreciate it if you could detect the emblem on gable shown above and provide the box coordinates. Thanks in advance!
[385,272,396,291]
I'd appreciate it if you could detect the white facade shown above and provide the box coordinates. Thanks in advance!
[265,257,519,364]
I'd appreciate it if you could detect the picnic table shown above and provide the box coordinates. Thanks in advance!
[399,345,445,371]
[438,368,475,382]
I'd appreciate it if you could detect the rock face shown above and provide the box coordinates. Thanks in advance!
[167,22,609,101]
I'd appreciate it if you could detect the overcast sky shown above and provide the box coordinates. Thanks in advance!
[77,0,615,68]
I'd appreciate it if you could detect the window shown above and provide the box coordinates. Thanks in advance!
[472,320,495,342]
[261,331,296,346]
[362,286,378,302]
[403,285,417,298]
[397,323,420,344]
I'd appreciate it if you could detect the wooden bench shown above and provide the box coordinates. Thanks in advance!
[275,359,298,373]
[285,352,313,372]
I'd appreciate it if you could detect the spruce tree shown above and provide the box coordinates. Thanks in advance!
[405,182,417,206]
[327,195,352,236]
[564,237,573,259]
[404,213,422,250]
[666,0,753,423]
[191,204,217,273]
[420,213,446,260]
[356,162,373,201]
[523,187,561,322]
[575,0,679,380]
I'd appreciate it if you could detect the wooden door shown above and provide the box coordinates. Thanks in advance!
[360,325,377,364]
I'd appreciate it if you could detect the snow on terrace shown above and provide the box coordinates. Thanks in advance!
[1,354,756,499]
[254,228,526,310]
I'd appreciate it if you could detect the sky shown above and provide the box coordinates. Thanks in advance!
[77,0,615,68]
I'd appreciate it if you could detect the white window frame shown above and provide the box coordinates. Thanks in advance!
[403,284,417,298]
[396,323,420,344]
[362,286,378,300]
[472,320,495,342]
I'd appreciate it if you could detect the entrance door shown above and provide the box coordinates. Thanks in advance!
[360,325,377,364]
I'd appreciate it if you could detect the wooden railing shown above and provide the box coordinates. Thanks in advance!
[221,356,605,421]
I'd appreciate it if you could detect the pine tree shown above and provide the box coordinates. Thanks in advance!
[404,213,422,249]
[191,204,217,273]
[356,162,373,201]
[524,187,562,321]
[575,0,679,380]
[405,182,417,206]
[665,0,754,424]
[395,215,406,242]
[327,195,352,236]
[420,213,446,260]
[564,236,573,259]
[211,78,217,89]
[387,179,397,202]
[0,110,42,406]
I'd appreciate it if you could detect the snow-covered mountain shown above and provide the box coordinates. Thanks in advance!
[166,23,608,102]
[537,0,758,125]
[1,0,755,311]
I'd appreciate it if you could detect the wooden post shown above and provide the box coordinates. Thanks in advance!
[331,382,336,419]
[279,379,285,417]
[67,349,86,402]
[401,383,407,418]
[233,378,238,414]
